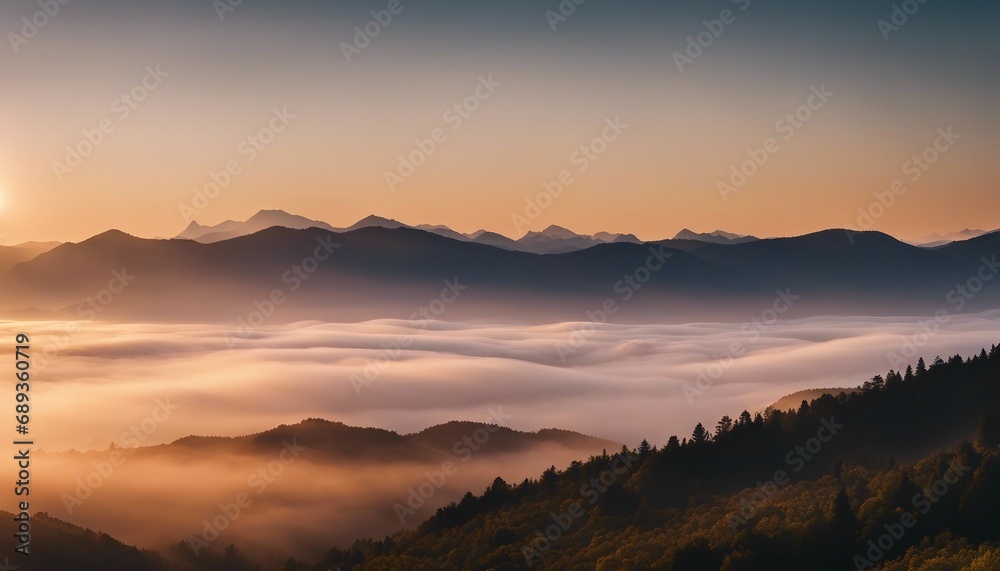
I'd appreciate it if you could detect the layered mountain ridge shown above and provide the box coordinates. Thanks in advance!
[1,210,998,322]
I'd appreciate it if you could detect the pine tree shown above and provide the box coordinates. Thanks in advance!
[832,488,857,562]
[978,409,1000,449]
[692,423,709,443]
[833,488,855,528]
[638,439,651,457]
[715,416,733,437]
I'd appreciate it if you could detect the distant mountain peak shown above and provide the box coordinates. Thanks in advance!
[516,225,643,253]
[592,231,641,244]
[913,228,997,248]
[412,223,470,242]
[470,230,520,251]
[81,229,138,245]
[95,228,134,238]
[357,214,395,224]
[246,209,321,225]
[538,225,580,239]
[174,210,335,243]
[350,215,407,230]
[709,229,746,239]
[673,228,758,244]
[176,220,208,240]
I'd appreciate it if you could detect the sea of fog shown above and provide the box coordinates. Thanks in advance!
[8,311,1000,452]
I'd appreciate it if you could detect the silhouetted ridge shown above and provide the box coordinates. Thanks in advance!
[4,224,1000,322]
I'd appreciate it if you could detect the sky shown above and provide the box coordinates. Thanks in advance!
[1,0,998,244]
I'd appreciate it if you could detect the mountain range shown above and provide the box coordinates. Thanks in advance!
[177,209,993,250]
[178,210,693,254]
[672,228,759,245]
[913,228,1000,248]
[1,209,998,322]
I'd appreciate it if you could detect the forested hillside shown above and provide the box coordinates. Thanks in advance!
[316,346,1000,570]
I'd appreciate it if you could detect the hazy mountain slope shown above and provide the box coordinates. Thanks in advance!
[515,225,643,254]
[147,418,621,463]
[413,224,472,242]
[176,209,484,244]
[915,228,996,248]
[0,239,61,271]
[13,240,62,256]
[2,225,998,322]
[0,244,49,272]
[593,231,641,244]
[176,218,243,241]
[175,209,681,254]
[318,346,1000,571]
[673,228,759,244]
[38,418,619,563]
[767,387,859,413]
[347,214,409,231]
[0,226,735,321]
[681,229,1000,313]
[516,225,601,254]
[936,227,1000,261]
[179,209,337,242]
[471,230,521,250]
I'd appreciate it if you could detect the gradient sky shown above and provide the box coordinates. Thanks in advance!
[1,0,998,244]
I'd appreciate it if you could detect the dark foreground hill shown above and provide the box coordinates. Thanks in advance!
[0,511,166,570]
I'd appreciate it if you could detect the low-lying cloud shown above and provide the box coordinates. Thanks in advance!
[4,312,1000,557]
[9,313,1000,453]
